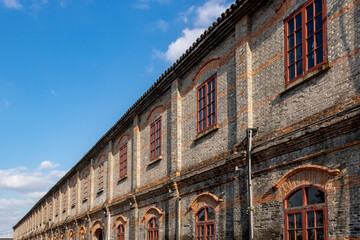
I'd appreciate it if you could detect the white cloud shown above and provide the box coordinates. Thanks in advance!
[160,28,205,62]
[156,0,231,63]
[155,19,168,31]
[0,0,23,9]
[39,160,59,170]
[132,0,170,10]
[146,65,154,73]
[0,163,65,192]
[50,90,57,96]
[26,191,47,199]
[194,0,230,28]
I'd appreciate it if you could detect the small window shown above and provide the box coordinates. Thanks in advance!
[150,118,161,161]
[197,74,217,134]
[284,186,327,240]
[147,217,159,240]
[196,206,215,240]
[284,0,327,85]
[119,143,127,178]
[98,163,104,190]
[117,224,125,240]
[71,179,76,206]
[83,175,89,200]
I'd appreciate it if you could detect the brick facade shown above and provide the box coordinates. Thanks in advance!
[13,0,360,239]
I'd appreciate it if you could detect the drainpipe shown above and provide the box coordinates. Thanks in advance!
[106,207,111,240]
[247,128,257,240]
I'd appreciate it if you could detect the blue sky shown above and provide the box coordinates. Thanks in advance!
[0,0,232,231]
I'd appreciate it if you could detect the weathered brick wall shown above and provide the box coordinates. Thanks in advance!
[13,0,359,239]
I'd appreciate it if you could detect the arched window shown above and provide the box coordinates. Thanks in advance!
[196,206,215,240]
[147,217,159,240]
[116,224,124,240]
[284,185,327,240]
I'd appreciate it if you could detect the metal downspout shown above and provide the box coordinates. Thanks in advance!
[247,128,257,240]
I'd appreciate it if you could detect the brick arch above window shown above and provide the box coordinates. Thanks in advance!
[117,134,129,149]
[81,168,90,179]
[189,192,223,213]
[272,165,340,197]
[141,207,164,223]
[147,105,164,125]
[90,220,105,235]
[113,215,128,229]
[96,154,107,167]
[192,57,221,84]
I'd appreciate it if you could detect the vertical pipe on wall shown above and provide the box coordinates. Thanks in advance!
[247,128,256,240]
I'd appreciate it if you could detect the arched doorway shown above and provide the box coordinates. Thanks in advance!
[94,229,103,240]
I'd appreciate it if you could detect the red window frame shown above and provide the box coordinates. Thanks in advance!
[119,143,127,178]
[147,217,159,240]
[150,117,161,161]
[98,162,104,190]
[83,175,88,200]
[284,0,327,85]
[116,224,125,240]
[197,74,217,134]
[62,187,67,212]
[195,206,216,240]
[71,179,76,206]
[284,185,328,240]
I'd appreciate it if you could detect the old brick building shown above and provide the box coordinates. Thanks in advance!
[13,0,360,239]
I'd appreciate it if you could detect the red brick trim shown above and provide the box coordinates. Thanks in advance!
[188,192,223,211]
[90,220,105,234]
[113,215,128,228]
[272,165,340,190]
[192,58,221,83]
[117,134,129,149]
[142,207,164,222]
[147,105,164,123]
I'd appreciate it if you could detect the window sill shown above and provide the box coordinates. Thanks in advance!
[148,155,162,166]
[195,124,220,141]
[97,188,104,195]
[281,62,331,94]
[118,175,128,183]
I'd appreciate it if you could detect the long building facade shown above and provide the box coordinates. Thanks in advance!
[13,0,360,239]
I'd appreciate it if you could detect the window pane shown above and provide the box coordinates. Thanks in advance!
[315,30,323,47]
[289,35,295,49]
[198,209,205,221]
[308,211,314,227]
[289,65,295,80]
[289,50,295,64]
[289,230,295,240]
[307,20,314,37]
[155,218,159,227]
[308,52,314,69]
[296,29,302,45]
[307,36,314,52]
[315,14,322,31]
[296,213,302,229]
[316,47,324,64]
[307,4,314,21]
[296,230,303,239]
[207,208,215,220]
[307,187,325,205]
[296,60,303,76]
[296,13,302,29]
[296,45,302,60]
[308,229,315,240]
[288,189,303,207]
[316,210,323,227]
[289,19,294,34]
[317,229,324,240]
[315,0,322,14]
[288,214,294,229]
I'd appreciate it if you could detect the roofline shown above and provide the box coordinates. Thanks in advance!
[13,0,264,230]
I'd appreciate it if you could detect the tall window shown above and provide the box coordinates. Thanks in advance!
[284,186,327,240]
[150,118,161,161]
[284,0,326,84]
[196,206,215,240]
[55,192,59,216]
[71,179,76,206]
[117,225,125,240]
[197,75,217,133]
[83,174,89,200]
[119,143,127,178]
[99,163,104,190]
[62,187,67,212]
[147,217,159,240]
